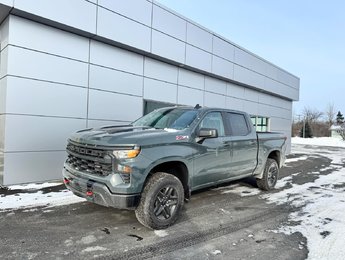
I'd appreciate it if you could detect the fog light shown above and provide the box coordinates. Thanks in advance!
[110,174,123,186]
[116,164,132,174]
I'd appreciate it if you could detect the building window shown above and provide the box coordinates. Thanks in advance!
[251,116,269,132]
[144,100,175,115]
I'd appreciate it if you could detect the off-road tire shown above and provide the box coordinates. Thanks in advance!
[256,158,279,191]
[135,172,184,230]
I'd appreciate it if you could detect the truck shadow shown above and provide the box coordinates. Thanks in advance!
[190,177,258,197]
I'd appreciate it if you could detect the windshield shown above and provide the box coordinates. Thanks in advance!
[132,108,198,130]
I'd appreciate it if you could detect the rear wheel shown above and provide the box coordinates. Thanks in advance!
[256,158,279,191]
[135,172,184,229]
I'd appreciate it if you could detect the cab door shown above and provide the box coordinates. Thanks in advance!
[192,112,232,189]
[223,112,258,178]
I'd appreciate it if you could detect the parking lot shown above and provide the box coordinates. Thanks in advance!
[1,142,344,260]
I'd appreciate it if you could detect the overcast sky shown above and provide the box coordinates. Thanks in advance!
[157,0,345,118]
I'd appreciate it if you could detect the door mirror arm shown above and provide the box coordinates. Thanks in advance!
[196,128,218,144]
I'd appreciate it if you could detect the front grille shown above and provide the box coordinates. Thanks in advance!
[66,142,106,159]
[66,155,112,176]
[66,142,113,176]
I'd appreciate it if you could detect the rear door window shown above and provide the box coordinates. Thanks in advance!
[225,113,250,136]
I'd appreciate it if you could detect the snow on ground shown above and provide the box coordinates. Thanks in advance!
[265,137,345,260]
[284,155,309,164]
[292,136,345,147]
[211,134,345,260]
[154,230,169,237]
[0,182,85,211]
[212,183,261,197]
[8,182,62,190]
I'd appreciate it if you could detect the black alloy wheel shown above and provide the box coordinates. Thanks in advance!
[256,158,279,191]
[154,186,179,220]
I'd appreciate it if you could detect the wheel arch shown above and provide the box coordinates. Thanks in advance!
[254,149,281,179]
[144,160,190,200]
[268,150,280,164]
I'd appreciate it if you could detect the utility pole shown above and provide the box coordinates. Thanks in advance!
[303,118,306,138]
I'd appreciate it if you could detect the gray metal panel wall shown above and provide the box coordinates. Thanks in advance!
[0,0,298,184]
[0,0,299,100]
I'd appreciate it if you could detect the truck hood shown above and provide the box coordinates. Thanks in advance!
[69,125,189,147]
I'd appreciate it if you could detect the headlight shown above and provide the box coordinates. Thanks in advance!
[112,146,140,159]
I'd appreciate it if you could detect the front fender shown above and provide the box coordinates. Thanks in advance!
[136,155,193,192]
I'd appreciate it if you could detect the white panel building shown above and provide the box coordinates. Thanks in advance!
[0,0,299,185]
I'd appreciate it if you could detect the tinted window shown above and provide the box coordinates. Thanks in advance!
[226,113,249,136]
[199,112,225,136]
[133,108,198,130]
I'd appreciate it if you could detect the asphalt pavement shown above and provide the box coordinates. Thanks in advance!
[0,144,339,260]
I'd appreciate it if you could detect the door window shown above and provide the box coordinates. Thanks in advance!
[199,112,225,136]
[226,113,250,136]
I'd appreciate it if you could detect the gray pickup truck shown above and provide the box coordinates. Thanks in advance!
[63,106,286,229]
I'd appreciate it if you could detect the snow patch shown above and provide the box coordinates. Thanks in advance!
[0,189,85,211]
[164,128,178,132]
[22,208,38,213]
[8,182,62,190]
[64,239,73,247]
[213,184,261,197]
[42,209,54,213]
[81,246,107,253]
[292,137,345,148]
[275,175,293,189]
[285,155,308,163]
[266,138,345,260]
[78,235,98,245]
[220,208,231,214]
[211,250,221,255]
[154,230,168,237]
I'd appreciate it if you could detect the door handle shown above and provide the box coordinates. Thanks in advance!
[222,142,231,148]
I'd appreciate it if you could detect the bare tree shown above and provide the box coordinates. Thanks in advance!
[302,107,323,122]
[299,107,325,137]
[325,103,336,125]
[325,103,336,137]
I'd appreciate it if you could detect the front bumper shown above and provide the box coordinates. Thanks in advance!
[62,167,140,209]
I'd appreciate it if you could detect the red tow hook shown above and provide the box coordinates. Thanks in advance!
[86,180,94,197]
[63,178,70,185]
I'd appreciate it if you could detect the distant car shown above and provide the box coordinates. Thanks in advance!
[63,106,287,229]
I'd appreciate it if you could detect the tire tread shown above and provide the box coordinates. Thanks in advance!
[135,172,184,229]
[256,158,279,191]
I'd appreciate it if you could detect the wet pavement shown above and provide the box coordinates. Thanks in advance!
[1,144,343,260]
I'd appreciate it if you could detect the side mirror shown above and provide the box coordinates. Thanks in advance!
[198,128,218,138]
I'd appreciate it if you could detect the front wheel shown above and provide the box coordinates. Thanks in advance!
[135,172,184,229]
[256,158,279,191]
